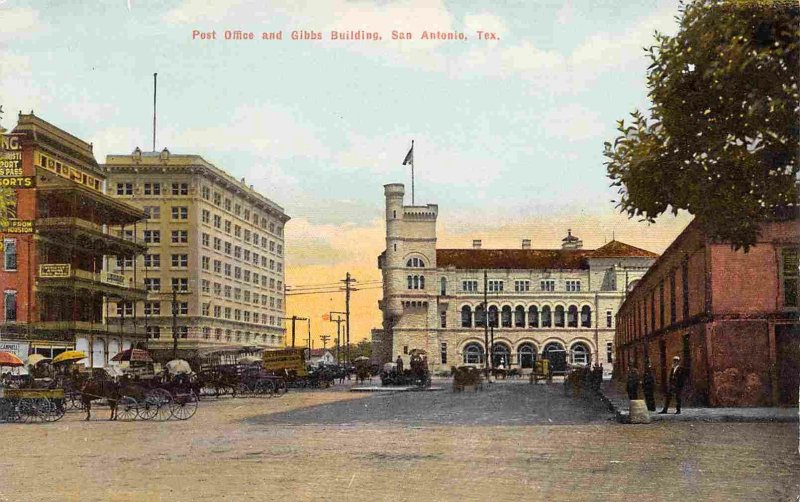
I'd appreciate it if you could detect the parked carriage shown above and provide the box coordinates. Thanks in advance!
[380,349,431,388]
[0,387,66,423]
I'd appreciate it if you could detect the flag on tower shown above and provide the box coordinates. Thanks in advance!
[402,142,414,165]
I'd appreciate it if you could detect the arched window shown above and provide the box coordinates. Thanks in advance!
[475,305,486,328]
[413,276,419,289]
[488,306,499,328]
[461,306,473,328]
[541,306,552,327]
[571,342,591,366]
[501,306,512,328]
[407,275,413,289]
[406,257,425,268]
[518,343,536,369]
[463,342,484,364]
[581,306,592,328]
[543,341,567,374]
[419,275,425,289]
[514,306,525,328]
[492,343,510,368]
[528,306,539,328]
[440,277,447,296]
[567,305,578,328]
[554,306,565,327]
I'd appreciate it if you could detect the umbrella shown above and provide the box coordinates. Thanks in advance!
[165,359,192,375]
[353,356,370,363]
[239,355,261,365]
[0,351,24,367]
[52,350,87,365]
[111,348,153,363]
[26,354,52,367]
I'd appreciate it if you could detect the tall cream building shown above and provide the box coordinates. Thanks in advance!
[103,148,289,352]
[377,183,658,374]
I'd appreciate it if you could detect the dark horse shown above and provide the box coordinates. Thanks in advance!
[80,375,120,421]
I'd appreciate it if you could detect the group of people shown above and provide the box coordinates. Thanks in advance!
[627,355,686,414]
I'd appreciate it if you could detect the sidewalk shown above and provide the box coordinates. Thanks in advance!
[599,380,799,423]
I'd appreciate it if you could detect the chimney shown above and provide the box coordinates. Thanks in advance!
[521,239,531,250]
[472,239,482,249]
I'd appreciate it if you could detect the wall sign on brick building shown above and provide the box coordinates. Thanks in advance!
[39,263,71,278]
[3,219,34,234]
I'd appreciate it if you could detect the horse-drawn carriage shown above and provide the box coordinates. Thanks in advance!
[380,350,431,388]
[529,359,552,384]
[0,387,66,423]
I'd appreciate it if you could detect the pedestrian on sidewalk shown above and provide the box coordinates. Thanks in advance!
[660,356,686,415]
[626,367,640,400]
[642,364,656,411]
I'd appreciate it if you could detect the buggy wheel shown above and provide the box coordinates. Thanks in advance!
[18,397,49,423]
[258,380,275,397]
[68,391,84,411]
[44,399,66,422]
[0,399,18,422]
[138,397,159,420]
[146,389,173,421]
[117,396,139,421]
[169,391,198,420]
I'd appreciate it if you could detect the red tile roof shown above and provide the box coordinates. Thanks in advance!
[436,241,657,270]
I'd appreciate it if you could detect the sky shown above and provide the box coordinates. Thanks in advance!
[0,0,693,347]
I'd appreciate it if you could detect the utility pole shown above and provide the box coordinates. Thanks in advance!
[483,270,489,378]
[171,288,178,359]
[320,335,330,349]
[307,318,312,351]
[341,273,356,365]
[329,311,346,364]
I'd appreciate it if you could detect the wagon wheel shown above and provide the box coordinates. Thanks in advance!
[236,382,250,397]
[117,396,139,421]
[257,380,274,397]
[138,396,159,421]
[0,399,18,422]
[18,397,49,423]
[67,390,84,411]
[151,388,174,421]
[169,391,198,420]
[44,398,66,422]
[274,378,288,396]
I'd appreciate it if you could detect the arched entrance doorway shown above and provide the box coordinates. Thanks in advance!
[571,342,591,366]
[542,342,567,374]
[518,343,537,369]
[492,342,510,368]
[462,342,484,365]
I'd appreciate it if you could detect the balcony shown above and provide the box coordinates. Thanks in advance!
[32,321,147,337]
[36,217,147,255]
[37,267,147,301]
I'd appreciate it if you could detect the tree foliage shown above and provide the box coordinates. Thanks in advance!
[604,0,799,250]
[0,188,13,230]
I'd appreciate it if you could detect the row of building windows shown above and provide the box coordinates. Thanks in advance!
[458,341,603,366]
[200,184,283,237]
[458,304,600,329]
[142,230,188,244]
[119,299,279,327]
[202,235,282,271]
[117,182,189,197]
[458,279,577,293]
[145,325,282,345]
[200,212,284,256]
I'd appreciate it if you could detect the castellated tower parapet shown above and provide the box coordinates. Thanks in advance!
[381,183,438,319]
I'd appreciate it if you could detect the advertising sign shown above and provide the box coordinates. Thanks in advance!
[39,263,71,278]
[3,219,34,234]
[0,133,25,181]
[0,341,29,363]
[262,348,308,376]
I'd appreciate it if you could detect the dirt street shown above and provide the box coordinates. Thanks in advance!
[1,382,798,502]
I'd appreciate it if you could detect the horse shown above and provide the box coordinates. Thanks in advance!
[80,377,120,421]
[355,365,371,384]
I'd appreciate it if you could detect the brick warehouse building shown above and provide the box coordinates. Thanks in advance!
[1,114,148,366]
[614,218,800,407]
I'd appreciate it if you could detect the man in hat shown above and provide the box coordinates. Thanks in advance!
[659,356,686,414]
[642,363,656,412]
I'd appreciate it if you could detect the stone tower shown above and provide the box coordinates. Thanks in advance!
[378,183,438,363]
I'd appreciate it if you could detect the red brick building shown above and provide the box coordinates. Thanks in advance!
[0,113,147,367]
[614,218,799,407]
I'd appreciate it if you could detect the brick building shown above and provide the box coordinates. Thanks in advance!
[1,113,147,366]
[614,218,799,407]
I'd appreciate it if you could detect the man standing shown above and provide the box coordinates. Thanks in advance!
[659,356,686,414]
[395,355,404,375]
[626,367,640,400]
[642,364,656,412]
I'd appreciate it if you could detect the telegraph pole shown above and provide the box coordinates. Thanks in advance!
[171,288,178,359]
[329,312,346,364]
[341,273,356,365]
[483,270,489,377]
[320,335,330,349]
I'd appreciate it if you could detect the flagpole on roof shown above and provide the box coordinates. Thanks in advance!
[402,140,415,205]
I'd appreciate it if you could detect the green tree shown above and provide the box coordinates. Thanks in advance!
[0,188,13,230]
[604,0,799,250]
